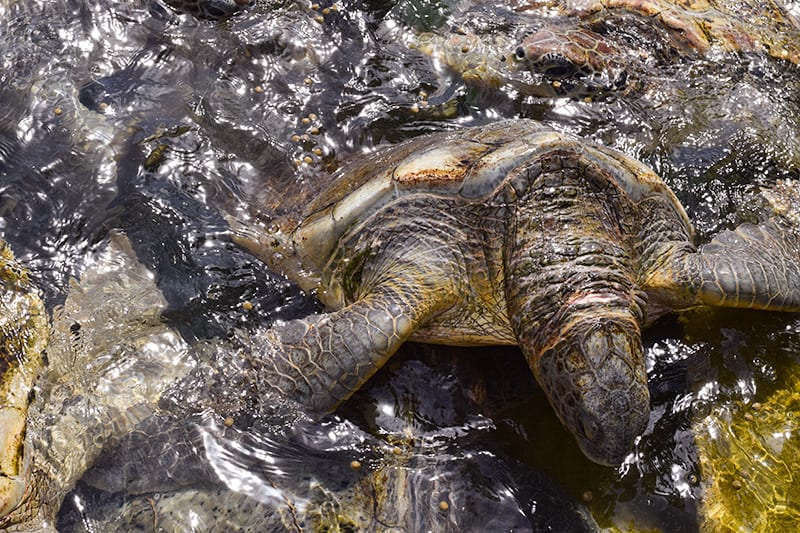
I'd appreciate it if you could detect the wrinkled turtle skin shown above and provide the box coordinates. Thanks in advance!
[695,363,800,531]
[233,118,800,466]
[409,0,800,94]
[0,240,47,522]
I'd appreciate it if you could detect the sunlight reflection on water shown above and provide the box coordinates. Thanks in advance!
[1,0,800,531]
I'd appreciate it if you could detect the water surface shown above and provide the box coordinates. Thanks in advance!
[2,0,800,531]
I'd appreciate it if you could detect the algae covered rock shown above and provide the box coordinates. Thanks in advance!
[0,240,47,523]
[696,366,800,532]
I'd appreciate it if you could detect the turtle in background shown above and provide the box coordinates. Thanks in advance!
[405,0,800,96]
[230,118,800,466]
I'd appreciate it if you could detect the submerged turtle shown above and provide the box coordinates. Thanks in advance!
[231,118,800,466]
[407,0,800,95]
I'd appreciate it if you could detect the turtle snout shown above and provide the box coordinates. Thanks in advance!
[575,386,650,466]
[575,324,650,465]
[578,390,637,443]
[532,317,650,465]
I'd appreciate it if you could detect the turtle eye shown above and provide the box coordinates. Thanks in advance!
[578,411,602,442]
[515,46,526,59]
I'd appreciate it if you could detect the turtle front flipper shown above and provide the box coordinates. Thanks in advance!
[655,181,800,312]
[254,243,460,414]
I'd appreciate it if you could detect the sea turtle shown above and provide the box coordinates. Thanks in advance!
[406,0,800,95]
[3,118,800,528]
[0,232,600,532]
[230,118,800,467]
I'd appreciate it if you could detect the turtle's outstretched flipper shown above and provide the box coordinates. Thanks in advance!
[673,180,800,312]
[253,220,462,414]
[254,280,457,414]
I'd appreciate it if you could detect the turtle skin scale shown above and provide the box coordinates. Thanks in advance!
[233,119,800,466]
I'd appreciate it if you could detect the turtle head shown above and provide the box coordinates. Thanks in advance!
[515,27,628,92]
[532,315,650,466]
[516,45,586,80]
[516,27,606,80]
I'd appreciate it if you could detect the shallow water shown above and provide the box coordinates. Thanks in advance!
[2,0,800,531]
